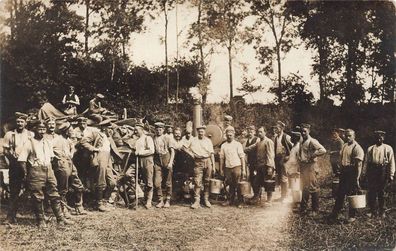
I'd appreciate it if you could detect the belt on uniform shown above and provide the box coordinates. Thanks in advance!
[195,156,210,161]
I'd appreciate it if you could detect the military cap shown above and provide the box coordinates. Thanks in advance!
[15,112,28,121]
[374,130,386,136]
[58,122,71,132]
[185,127,193,133]
[34,120,46,129]
[154,122,165,128]
[224,115,233,121]
[276,121,286,128]
[96,93,105,99]
[135,122,145,128]
[45,117,56,123]
[225,126,235,133]
[196,125,206,130]
[300,123,311,129]
[291,131,302,137]
[165,124,173,128]
[98,119,113,127]
[77,117,88,123]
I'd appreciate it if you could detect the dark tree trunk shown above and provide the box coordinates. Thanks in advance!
[276,45,282,103]
[228,45,233,102]
[84,0,90,57]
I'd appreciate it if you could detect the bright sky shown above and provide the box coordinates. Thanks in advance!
[129,3,317,104]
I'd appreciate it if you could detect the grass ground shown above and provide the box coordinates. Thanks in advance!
[0,156,395,250]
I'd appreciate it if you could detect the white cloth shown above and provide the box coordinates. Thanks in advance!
[220,140,244,168]
[188,136,214,158]
[18,138,54,167]
[135,134,155,156]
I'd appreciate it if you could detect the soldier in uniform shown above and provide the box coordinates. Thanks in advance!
[44,117,58,143]
[87,93,106,123]
[73,117,98,186]
[134,122,155,209]
[328,129,364,223]
[329,128,344,178]
[365,130,395,218]
[52,122,87,217]
[243,125,260,200]
[80,119,117,212]
[153,122,175,208]
[62,86,80,115]
[245,127,275,204]
[18,121,74,227]
[3,112,34,224]
[220,128,246,207]
[274,121,293,202]
[189,125,215,209]
[297,123,326,215]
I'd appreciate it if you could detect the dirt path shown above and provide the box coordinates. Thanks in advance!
[1,190,294,251]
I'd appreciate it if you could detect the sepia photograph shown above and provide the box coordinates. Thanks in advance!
[0,0,395,250]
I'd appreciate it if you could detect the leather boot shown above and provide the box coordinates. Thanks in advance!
[32,200,47,228]
[96,190,110,212]
[163,196,171,208]
[156,198,164,208]
[60,197,72,219]
[145,189,153,209]
[203,193,211,208]
[191,196,200,209]
[51,199,75,226]
[75,192,88,215]
[5,196,19,224]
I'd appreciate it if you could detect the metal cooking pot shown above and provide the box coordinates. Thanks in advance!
[238,181,252,197]
[210,178,223,194]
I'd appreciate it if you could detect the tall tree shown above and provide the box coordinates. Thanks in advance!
[205,0,247,103]
[248,0,297,103]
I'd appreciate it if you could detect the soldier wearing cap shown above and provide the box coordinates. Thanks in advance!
[328,128,344,178]
[18,121,74,227]
[62,86,80,115]
[328,129,364,223]
[153,122,176,208]
[44,117,59,143]
[165,124,174,140]
[245,127,275,203]
[134,122,155,209]
[220,127,246,207]
[188,125,215,209]
[243,125,260,200]
[364,130,395,218]
[297,123,326,215]
[274,121,293,202]
[80,119,117,212]
[222,115,234,139]
[182,127,193,146]
[73,117,99,186]
[87,93,106,123]
[3,112,34,224]
[52,122,87,216]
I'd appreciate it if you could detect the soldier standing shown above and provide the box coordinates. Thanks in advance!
[220,128,246,207]
[246,127,275,204]
[3,112,34,224]
[297,124,326,215]
[189,125,215,209]
[365,130,395,218]
[52,122,87,216]
[243,125,260,200]
[18,121,74,227]
[153,122,175,208]
[328,129,364,223]
[80,120,117,212]
[134,123,155,209]
[62,86,80,115]
[329,128,344,177]
[274,121,293,202]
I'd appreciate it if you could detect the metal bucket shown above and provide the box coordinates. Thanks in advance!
[210,179,223,194]
[292,190,302,202]
[289,177,301,191]
[238,181,252,197]
[348,194,366,209]
[332,179,340,198]
[264,180,276,192]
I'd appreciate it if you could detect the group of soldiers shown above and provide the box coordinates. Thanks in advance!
[1,109,395,228]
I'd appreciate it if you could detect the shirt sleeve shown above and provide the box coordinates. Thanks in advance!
[207,139,214,154]
[267,140,275,167]
[2,132,12,149]
[312,139,326,156]
[75,95,80,105]
[387,146,395,177]
[219,144,225,159]
[62,95,67,104]
[353,144,365,162]
[237,142,245,158]
[140,136,155,156]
